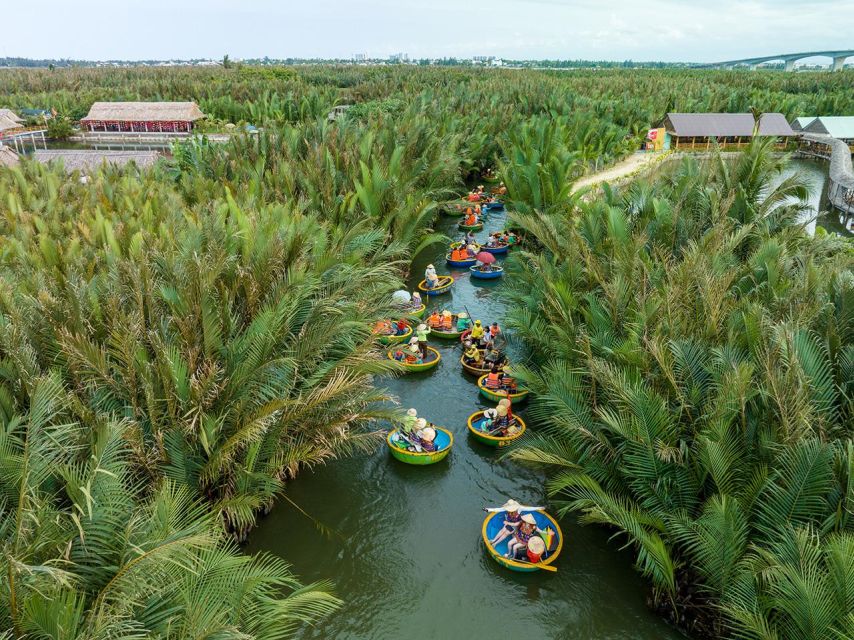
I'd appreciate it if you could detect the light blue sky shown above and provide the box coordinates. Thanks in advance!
[3,0,852,62]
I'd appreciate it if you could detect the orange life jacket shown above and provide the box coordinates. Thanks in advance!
[486,372,502,388]
[441,315,453,330]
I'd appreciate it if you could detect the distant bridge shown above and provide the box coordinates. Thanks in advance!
[702,49,854,72]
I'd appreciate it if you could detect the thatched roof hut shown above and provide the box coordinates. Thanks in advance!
[0,109,24,124]
[0,115,25,133]
[80,102,205,133]
[0,146,20,168]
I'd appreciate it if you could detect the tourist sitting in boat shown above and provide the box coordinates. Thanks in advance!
[402,407,418,435]
[466,243,478,257]
[418,426,438,453]
[450,246,467,262]
[506,514,542,559]
[427,310,442,329]
[488,322,502,342]
[475,262,497,273]
[486,233,503,248]
[466,191,480,202]
[425,264,439,288]
[394,319,409,335]
[440,310,454,331]
[374,319,393,336]
[484,347,506,368]
[406,344,423,364]
[464,211,479,227]
[496,182,507,195]
[492,404,519,438]
[463,341,482,365]
[477,184,485,194]
[498,398,513,421]
[470,320,485,345]
[410,291,423,310]
[464,231,477,246]
[484,365,505,389]
[456,312,472,332]
[484,499,545,547]
[392,347,407,362]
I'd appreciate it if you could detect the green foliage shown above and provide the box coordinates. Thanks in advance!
[46,115,74,140]
[504,142,853,638]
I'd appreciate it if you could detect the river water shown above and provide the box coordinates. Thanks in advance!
[245,207,686,639]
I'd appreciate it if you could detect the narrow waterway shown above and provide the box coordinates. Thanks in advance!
[787,158,853,236]
[246,207,685,639]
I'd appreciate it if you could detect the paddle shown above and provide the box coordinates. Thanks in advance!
[394,431,422,453]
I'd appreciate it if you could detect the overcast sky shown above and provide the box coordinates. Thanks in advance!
[4,0,853,62]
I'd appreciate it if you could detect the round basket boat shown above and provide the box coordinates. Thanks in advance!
[481,243,510,256]
[442,206,466,217]
[450,242,481,252]
[470,266,504,280]
[387,428,453,465]
[477,373,529,402]
[467,411,526,447]
[483,201,505,212]
[482,510,562,572]
[376,322,412,346]
[387,346,442,373]
[430,316,467,340]
[417,276,454,296]
[460,353,505,376]
[446,253,478,268]
[458,221,484,232]
[407,304,426,319]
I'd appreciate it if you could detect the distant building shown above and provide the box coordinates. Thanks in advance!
[791,116,817,132]
[33,149,161,173]
[80,101,205,133]
[802,116,854,145]
[0,146,20,168]
[353,53,366,62]
[328,104,352,122]
[389,53,409,63]
[663,112,795,149]
[0,110,25,137]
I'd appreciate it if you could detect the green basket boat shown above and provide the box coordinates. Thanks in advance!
[458,221,484,232]
[387,428,453,465]
[477,373,529,402]
[387,346,442,373]
[429,315,468,340]
[467,411,526,447]
[408,304,426,319]
[376,322,412,345]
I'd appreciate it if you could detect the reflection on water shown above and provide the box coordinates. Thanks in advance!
[245,208,685,640]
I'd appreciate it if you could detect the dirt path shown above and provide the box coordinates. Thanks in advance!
[571,152,663,193]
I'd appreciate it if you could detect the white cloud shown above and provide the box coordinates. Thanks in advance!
[1,0,852,61]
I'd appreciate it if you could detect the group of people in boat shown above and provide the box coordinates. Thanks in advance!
[485,231,518,248]
[480,399,519,438]
[427,309,471,333]
[486,499,550,562]
[395,407,440,453]
[449,242,479,263]
[374,317,410,338]
[391,322,432,363]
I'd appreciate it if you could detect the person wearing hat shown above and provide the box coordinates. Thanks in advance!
[456,311,472,332]
[526,535,546,564]
[419,425,438,453]
[478,408,498,435]
[506,513,542,559]
[486,499,539,546]
[424,264,438,289]
[415,323,430,356]
[463,340,482,365]
[402,408,418,435]
[406,343,423,365]
[391,346,406,362]
[492,404,511,436]
[497,398,514,423]
[410,291,423,310]
[440,310,454,331]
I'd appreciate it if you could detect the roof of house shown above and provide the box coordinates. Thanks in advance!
[0,109,24,123]
[80,101,205,123]
[0,146,20,167]
[32,149,161,173]
[803,116,854,139]
[665,113,795,138]
[0,115,24,132]
[791,117,817,131]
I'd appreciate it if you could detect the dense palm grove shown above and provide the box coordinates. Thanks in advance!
[1,65,852,638]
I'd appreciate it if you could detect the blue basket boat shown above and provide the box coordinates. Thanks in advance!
[482,510,563,572]
[470,266,504,280]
